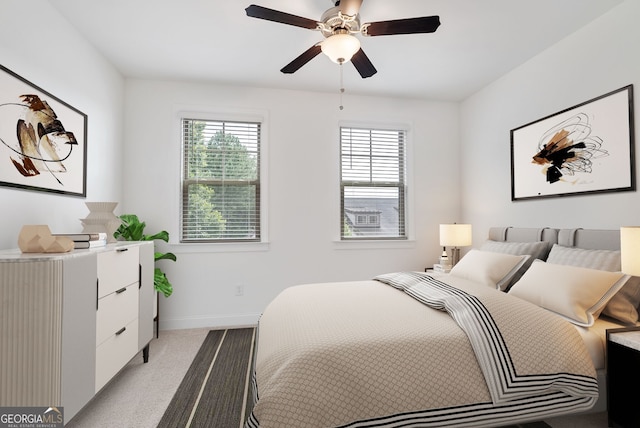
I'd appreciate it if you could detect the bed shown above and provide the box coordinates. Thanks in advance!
[245,227,640,428]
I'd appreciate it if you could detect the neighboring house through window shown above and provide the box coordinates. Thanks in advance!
[181,117,261,242]
[340,126,407,240]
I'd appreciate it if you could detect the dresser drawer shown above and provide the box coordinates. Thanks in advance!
[97,246,139,298]
[95,319,138,392]
[96,282,139,347]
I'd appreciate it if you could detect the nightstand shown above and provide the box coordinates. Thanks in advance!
[606,326,640,428]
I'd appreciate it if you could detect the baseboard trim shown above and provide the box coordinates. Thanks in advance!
[159,313,260,331]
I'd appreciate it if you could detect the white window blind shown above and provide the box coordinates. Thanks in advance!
[181,118,261,242]
[340,126,407,240]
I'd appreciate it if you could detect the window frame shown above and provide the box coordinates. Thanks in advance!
[176,108,268,249]
[339,124,409,241]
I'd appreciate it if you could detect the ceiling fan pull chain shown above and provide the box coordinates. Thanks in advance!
[339,60,345,110]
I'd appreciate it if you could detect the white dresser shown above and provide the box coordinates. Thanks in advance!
[0,241,154,423]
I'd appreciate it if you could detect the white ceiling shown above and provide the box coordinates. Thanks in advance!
[49,0,623,101]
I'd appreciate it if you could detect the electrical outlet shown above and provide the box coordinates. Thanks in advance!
[234,285,244,296]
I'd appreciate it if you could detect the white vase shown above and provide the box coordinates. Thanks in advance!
[80,202,121,243]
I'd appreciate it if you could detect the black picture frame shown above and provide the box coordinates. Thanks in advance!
[511,85,634,201]
[0,64,87,197]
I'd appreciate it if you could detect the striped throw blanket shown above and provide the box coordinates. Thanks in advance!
[375,272,599,405]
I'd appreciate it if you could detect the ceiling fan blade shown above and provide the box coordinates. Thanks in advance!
[245,4,319,30]
[281,44,323,74]
[351,48,377,78]
[337,0,363,17]
[364,15,441,36]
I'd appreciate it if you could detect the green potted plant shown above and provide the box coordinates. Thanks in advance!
[114,214,177,297]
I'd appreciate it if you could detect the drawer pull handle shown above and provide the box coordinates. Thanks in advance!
[116,287,127,294]
[115,327,126,336]
[116,248,129,253]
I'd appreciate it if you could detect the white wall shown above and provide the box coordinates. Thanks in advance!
[123,79,461,328]
[0,1,125,249]
[460,0,640,245]
[5,0,635,332]
[0,1,460,331]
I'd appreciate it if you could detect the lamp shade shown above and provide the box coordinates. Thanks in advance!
[439,224,472,247]
[321,33,361,64]
[621,226,640,276]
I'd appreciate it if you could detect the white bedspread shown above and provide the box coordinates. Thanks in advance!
[246,273,597,428]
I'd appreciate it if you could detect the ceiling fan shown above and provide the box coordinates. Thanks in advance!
[245,0,441,78]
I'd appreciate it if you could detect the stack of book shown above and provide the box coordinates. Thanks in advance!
[53,232,108,249]
[432,263,452,273]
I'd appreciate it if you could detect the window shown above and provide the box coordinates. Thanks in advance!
[352,211,381,228]
[181,118,261,242]
[340,126,407,240]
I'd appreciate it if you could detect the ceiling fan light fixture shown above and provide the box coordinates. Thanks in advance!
[321,33,361,64]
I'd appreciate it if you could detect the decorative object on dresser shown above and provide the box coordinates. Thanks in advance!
[17,224,74,253]
[80,201,121,243]
[53,232,108,249]
[114,214,177,298]
[0,241,154,424]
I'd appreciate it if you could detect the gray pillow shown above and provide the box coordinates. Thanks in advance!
[479,240,552,290]
[546,244,621,270]
[546,244,640,325]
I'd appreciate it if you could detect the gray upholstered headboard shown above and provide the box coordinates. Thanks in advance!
[488,227,558,245]
[487,227,620,251]
[557,229,620,251]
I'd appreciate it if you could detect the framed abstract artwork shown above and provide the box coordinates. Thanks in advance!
[0,64,87,197]
[511,85,634,201]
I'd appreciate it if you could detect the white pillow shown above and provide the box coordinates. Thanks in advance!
[509,260,628,327]
[449,249,529,290]
[546,244,640,325]
[479,240,552,290]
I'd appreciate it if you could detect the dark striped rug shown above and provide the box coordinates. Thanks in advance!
[158,328,256,428]
[158,327,551,428]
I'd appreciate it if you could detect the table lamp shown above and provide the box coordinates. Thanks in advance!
[621,226,640,276]
[439,223,472,266]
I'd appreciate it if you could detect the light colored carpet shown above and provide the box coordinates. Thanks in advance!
[66,328,210,428]
[65,327,610,428]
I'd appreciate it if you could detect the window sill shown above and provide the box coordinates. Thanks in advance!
[168,241,270,254]
[332,239,416,250]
